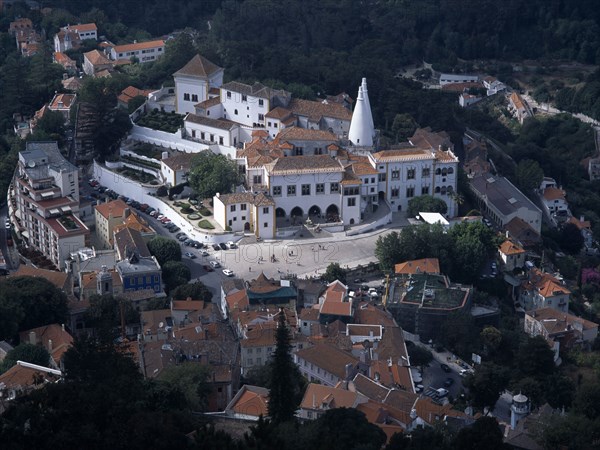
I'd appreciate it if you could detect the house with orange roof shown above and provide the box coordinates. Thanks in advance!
[20,324,73,370]
[509,92,532,124]
[499,239,526,271]
[79,268,123,301]
[0,361,62,407]
[54,23,97,52]
[225,385,269,420]
[539,177,569,218]
[525,307,598,363]
[83,49,114,76]
[520,268,570,312]
[110,39,165,64]
[567,215,594,251]
[319,280,354,324]
[48,93,76,122]
[94,199,133,249]
[117,85,153,109]
[394,258,440,275]
[298,383,366,420]
[294,343,363,386]
[53,51,77,74]
[159,151,196,187]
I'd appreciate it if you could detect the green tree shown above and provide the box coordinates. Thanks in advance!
[0,276,69,340]
[0,343,50,374]
[159,363,211,411]
[573,382,600,420]
[480,326,502,355]
[268,313,304,423]
[452,416,508,450]
[299,408,387,450]
[188,151,242,199]
[84,294,140,342]
[171,281,213,302]
[514,159,544,193]
[375,231,403,272]
[391,113,418,142]
[35,109,65,137]
[407,344,433,367]
[162,261,192,293]
[559,222,585,255]
[464,362,510,412]
[514,336,555,379]
[147,236,182,265]
[321,262,347,284]
[408,195,448,217]
[545,374,575,409]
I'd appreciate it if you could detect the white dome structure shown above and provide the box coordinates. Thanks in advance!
[348,78,375,147]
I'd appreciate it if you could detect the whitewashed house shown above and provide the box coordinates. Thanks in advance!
[213,192,276,238]
[174,55,224,115]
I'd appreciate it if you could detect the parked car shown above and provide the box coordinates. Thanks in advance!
[184,239,194,246]
[226,241,237,249]
[149,211,158,217]
[200,250,209,257]
[222,269,234,276]
[219,242,227,250]
[483,218,492,227]
[202,264,214,272]
[184,252,196,259]
[177,235,188,242]
[443,377,454,388]
[415,384,424,393]
[460,369,474,377]
[440,363,451,373]
[170,226,181,233]
[436,388,449,397]
[212,244,220,251]
[209,261,221,269]
[193,241,203,249]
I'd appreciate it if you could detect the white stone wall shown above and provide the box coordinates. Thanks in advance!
[221,90,269,128]
[175,76,208,115]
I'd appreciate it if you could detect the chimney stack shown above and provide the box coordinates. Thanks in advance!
[29,331,36,345]
[48,339,53,352]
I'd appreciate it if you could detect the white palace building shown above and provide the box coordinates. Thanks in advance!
[140,55,459,239]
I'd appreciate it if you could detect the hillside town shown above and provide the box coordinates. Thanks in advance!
[1,2,600,449]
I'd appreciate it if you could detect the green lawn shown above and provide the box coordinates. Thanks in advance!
[198,219,214,229]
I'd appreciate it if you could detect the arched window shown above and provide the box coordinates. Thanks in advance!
[441,186,447,195]
[441,168,448,177]
[234,109,238,115]
[447,185,454,194]
[447,167,454,174]
[435,186,441,193]
[435,168,441,175]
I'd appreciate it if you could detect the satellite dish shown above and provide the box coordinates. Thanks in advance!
[27,160,36,168]
[158,321,164,328]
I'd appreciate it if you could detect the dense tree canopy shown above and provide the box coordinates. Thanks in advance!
[0,344,50,374]
[375,222,497,283]
[147,236,182,265]
[188,152,242,199]
[171,281,213,302]
[407,195,448,218]
[161,261,192,294]
[321,262,347,285]
[0,276,69,341]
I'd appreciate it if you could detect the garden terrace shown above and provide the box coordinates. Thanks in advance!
[135,110,183,133]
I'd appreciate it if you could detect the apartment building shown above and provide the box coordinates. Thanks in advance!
[11,142,89,269]
[110,39,165,63]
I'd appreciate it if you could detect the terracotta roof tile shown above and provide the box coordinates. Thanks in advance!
[300,383,359,410]
[114,39,164,53]
[186,113,238,130]
[268,155,344,175]
[231,385,269,417]
[288,98,352,122]
[94,199,129,220]
[295,343,358,379]
[499,240,525,256]
[394,258,440,275]
[174,54,222,78]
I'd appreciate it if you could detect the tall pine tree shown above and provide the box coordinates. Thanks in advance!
[267,310,304,423]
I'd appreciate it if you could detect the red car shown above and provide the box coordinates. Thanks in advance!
[202,264,214,272]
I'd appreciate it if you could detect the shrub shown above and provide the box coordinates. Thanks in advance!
[198,220,214,229]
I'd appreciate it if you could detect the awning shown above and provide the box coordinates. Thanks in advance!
[40,191,54,198]
[49,208,60,215]
[61,205,72,213]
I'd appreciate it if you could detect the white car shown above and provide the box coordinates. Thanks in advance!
[226,241,237,249]
[436,388,449,397]
[222,269,234,277]
[200,250,209,257]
